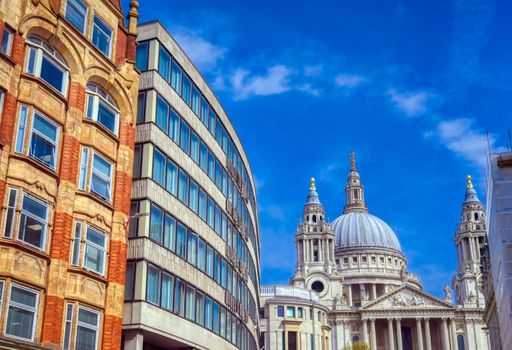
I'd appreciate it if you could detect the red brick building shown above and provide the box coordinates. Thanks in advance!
[0,0,140,348]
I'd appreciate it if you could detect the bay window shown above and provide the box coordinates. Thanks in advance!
[78,147,114,201]
[135,41,149,72]
[26,36,69,95]
[92,15,112,57]
[85,84,119,135]
[5,284,39,341]
[65,0,88,34]
[15,105,60,170]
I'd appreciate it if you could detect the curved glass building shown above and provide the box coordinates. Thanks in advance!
[122,21,260,350]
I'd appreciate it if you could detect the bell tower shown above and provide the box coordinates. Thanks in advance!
[452,175,486,308]
[344,151,368,213]
[294,178,336,279]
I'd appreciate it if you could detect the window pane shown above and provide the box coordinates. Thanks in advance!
[164,214,176,252]
[91,153,112,200]
[192,87,200,115]
[159,46,171,81]
[133,145,141,179]
[206,245,214,277]
[65,0,87,33]
[185,285,195,321]
[207,197,214,228]
[190,132,199,163]
[165,159,177,195]
[30,114,58,168]
[92,16,112,56]
[97,101,117,133]
[15,106,28,154]
[0,28,13,54]
[18,196,47,249]
[176,223,187,258]
[205,297,213,329]
[199,142,208,172]
[207,152,215,179]
[171,61,182,94]
[124,263,134,300]
[182,74,191,105]
[40,55,64,92]
[4,188,18,238]
[71,221,82,265]
[169,110,180,142]
[178,170,189,204]
[200,97,209,125]
[180,121,190,154]
[152,149,166,187]
[156,96,169,133]
[136,93,145,123]
[84,227,106,274]
[189,180,198,213]
[78,147,89,190]
[197,238,206,272]
[135,41,149,71]
[213,302,220,334]
[174,279,185,316]
[198,189,207,221]
[6,286,37,340]
[187,232,197,265]
[150,204,163,244]
[147,265,159,304]
[196,293,204,326]
[161,273,174,310]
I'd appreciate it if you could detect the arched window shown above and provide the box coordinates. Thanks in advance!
[312,215,317,223]
[26,36,69,95]
[352,335,360,343]
[354,189,358,200]
[86,84,120,135]
[474,212,479,221]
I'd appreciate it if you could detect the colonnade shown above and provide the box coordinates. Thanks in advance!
[357,317,459,350]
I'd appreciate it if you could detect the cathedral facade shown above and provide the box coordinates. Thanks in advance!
[260,155,489,350]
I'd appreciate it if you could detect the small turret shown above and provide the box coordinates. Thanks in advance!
[344,151,368,213]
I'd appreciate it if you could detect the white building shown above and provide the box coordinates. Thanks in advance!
[261,155,489,350]
[484,151,512,349]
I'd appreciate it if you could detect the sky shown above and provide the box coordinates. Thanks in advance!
[127,0,512,296]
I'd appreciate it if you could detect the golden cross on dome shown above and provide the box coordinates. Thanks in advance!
[310,177,316,191]
[349,151,356,170]
[467,175,473,189]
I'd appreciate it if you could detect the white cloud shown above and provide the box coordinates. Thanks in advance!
[334,73,367,88]
[259,204,287,222]
[304,65,323,77]
[230,65,292,100]
[297,83,320,97]
[173,32,227,72]
[427,118,492,168]
[388,88,432,117]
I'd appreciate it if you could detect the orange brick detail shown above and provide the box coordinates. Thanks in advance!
[50,212,73,261]
[11,32,25,66]
[107,238,127,285]
[102,314,123,350]
[41,295,65,346]
[0,92,18,148]
[115,27,127,66]
[68,82,85,111]
[119,120,135,149]
[59,134,80,183]
[113,170,132,215]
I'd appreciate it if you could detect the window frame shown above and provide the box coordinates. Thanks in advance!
[28,110,60,169]
[25,36,69,95]
[78,147,114,202]
[64,0,89,34]
[1,26,14,56]
[5,283,40,342]
[75,305,101,350]
[17,192,49,250]
[83,225,108,276]
[85,84,120,135]
[91,14,113,58]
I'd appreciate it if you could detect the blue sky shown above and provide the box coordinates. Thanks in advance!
[128,0,511,296]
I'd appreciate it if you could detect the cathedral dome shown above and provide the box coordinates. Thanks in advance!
[332,211,402,253]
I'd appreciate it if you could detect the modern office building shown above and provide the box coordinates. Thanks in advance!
[484,151,512,349]
[261,156,489,350]
[0,0,140,349]
[122,21,261,350]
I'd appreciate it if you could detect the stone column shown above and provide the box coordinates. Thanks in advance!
[424,319,432,350]
[362,319,368,344]
[387,318,395,350]
[343,321,349,348]
[336,321,344,349]
[371,283,377,300]
[123,330,144,350]
[441,318,450,350]
[348,285,353,306]
[416,318,424,350]
[450,319,458,350]
[396,319,403,350]
[370,319,377,350]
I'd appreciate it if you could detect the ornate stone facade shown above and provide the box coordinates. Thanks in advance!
[0,0,140,348]
[261,156,490,350]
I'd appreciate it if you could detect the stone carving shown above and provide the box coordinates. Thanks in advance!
[444,284,452,300]
[373,289,446,309]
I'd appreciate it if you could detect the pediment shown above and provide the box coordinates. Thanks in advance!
[361,285,455,310]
